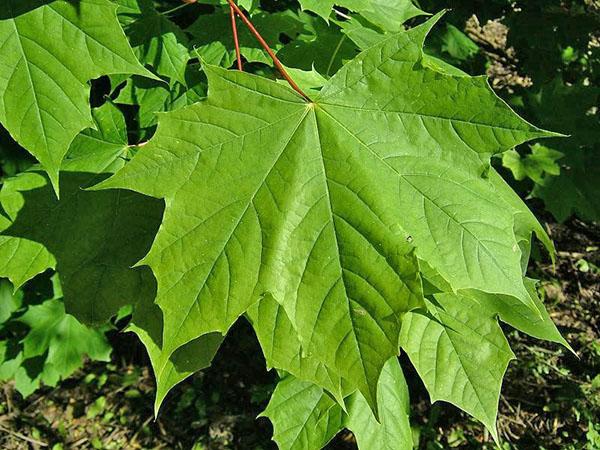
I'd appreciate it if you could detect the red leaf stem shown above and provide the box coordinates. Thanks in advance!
[229,3,243,71]
[226,0,311,101]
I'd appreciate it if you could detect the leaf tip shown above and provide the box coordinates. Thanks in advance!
[49,170,61,200]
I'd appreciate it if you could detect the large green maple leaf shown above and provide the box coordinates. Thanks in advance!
[96,15,554,408]
[0,0,153,192]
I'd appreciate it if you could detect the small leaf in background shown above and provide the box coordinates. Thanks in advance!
[19,299,112,378]
[0,276,112,397]
[116,0,191,84]
[502,144,563,185]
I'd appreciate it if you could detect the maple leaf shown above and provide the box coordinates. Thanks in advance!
[0,276,111,397]
[261,357,413,450]
[95,14,555,409]
[0,0,154,193]
[400,293,514,440]
[0,103,163,324]
[299,0,425,31]
[116,0,190,85]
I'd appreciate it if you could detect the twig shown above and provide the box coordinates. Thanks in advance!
[131,415,154,444]
[70,437,89,447]
[162,1,195,16]
[3,384,12,414]
[229,3,243,71]
[226,0,311,101]
[333,8,352,20]
[326,34,347,76]
[0,423,48,447]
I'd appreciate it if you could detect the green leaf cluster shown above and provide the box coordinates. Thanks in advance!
[0,276,111,397]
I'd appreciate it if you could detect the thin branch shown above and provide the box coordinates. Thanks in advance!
[229,3,243,71]
[326,34,347,76]
[226,0,311,101]
[333,8,352,20]
[162,1,195,16]
[0,424,48,447]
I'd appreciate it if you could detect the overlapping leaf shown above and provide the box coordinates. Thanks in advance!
[262,358,413,450]
[299,0,425,31]
[116,0,190,84]
[0,103,163,324]
[188,8,304,67]
[400,293,514,439]
[0,0,154,192]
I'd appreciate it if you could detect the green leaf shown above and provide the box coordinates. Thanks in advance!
[97,15,551,409]
[0,103,164,324]
[533,147,600,223]
[0,279,22,323]
[261,375,344,450]
[0,0,155,193]
[18,298,112,375]
[470,279,571,351]
[299,0,425,30]
[277,13,358,76]
[262,358,413,450]
[0,341,44,397]
[128,292,223,414]
[0,232,55,290]
[116,0,190,84]
[344,0,427,32]
[502,144,563,185]
[298,0,337,21]
[0,135,56,289]
[400,293,515,440]
[113,76,190,138]
[345,358,412,450]
[426,23,480,64]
